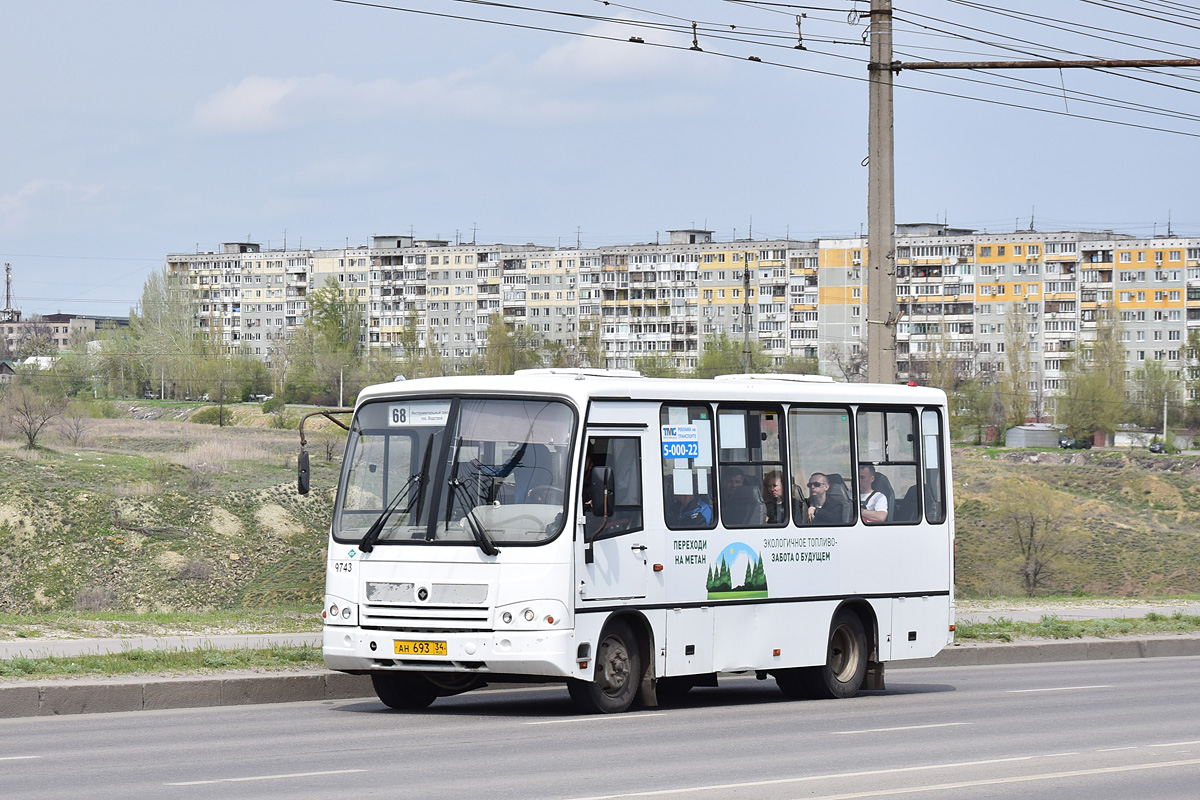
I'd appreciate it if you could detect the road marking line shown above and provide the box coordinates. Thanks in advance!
[1150,740,1200,748]
[527,712,666,725]
[1098,747,1137,752]
[1007,685,1112,693]
[563,753,1076,800]
[0,756,39,761]
[777,757,1200,799]
[166,769,365,786]
[834,723,969,735]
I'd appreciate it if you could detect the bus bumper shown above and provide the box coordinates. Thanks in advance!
[323,626,578,679]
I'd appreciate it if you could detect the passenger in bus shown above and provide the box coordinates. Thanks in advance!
[668,492,712,528]
[720,468,763,526]
[762,470,788,524]
[858,465,889,523]
[804,473,848,525]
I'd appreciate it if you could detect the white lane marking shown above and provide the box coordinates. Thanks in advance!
[1007,685,1112,693]
[1098,747,1138,752]
[1150,740,1200,748]
[527,712,667,725]
[563,754,1077,800]
[0,756,39,761]
[167,769,366,786]
[776,758,1200,799]
[834,723,969,735]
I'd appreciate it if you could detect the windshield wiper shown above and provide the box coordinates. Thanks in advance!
[359,473,422,553]
[447,478,500,556]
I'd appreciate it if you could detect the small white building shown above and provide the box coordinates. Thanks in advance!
[1004,423,1061,448]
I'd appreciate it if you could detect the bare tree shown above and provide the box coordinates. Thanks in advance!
[994,479,1078,596]
[824,343,866,382]
[13,315,55,359]
[58,403,94,446]
[6,386,68,448]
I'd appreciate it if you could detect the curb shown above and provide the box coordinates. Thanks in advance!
[0,671,373,720]
[890,633,1200,669]
[2,635,1198,719]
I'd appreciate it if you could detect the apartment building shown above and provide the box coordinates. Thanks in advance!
[166,225,1200,409]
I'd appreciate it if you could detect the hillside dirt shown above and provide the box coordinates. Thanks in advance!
[2,401,1199,613]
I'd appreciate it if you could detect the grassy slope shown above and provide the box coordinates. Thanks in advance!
[3,407,1200,613]
[953,447,1200,597]
[0,404,341,614]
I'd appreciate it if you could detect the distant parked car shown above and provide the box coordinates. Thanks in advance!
[1149,442,1166,454]
[1069,437,1094,450]
[1058,436,1072,448]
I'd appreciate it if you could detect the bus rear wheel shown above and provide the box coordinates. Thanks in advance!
[804,609,868,699]
[568,619,642,714]
[371,672,438,710]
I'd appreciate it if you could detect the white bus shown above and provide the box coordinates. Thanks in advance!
[302,369,954,713]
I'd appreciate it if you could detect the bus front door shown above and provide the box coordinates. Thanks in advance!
[578,431,648,602]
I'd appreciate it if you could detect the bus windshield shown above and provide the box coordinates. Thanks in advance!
[334,397,575,548]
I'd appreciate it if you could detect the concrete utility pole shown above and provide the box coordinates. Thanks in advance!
[866,0,896,384]
[863,8,1200,386]
[742,259,752,373]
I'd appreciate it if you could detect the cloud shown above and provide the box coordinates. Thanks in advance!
[193,76,304,133]
[193,72,512,134]
[533,20,724,83]
[193,29,722,137]
[0,180,103,235]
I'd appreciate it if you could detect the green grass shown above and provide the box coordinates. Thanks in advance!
[0,645,323,679]
[956,612,1200,642]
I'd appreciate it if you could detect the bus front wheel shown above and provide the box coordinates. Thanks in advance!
[371,672,437,710]
[805,609,868,699]
[568,619,642,713]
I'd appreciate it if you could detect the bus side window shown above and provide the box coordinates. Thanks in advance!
[787,407,854,527]
[660,405,716,530]
[716,406,786,528]
[856,408,920,525]
[922,409,947,524]
[584,437,644,539]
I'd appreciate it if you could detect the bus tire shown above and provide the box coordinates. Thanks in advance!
[805,609,868,699]
[568,619,642,713]
[371,672,438,710]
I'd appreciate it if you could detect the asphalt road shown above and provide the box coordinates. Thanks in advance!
[3,656,1199,800]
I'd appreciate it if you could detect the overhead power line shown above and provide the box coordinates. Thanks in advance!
[329,0,1200,138]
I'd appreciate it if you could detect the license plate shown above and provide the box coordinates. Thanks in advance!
[394,640,447,656]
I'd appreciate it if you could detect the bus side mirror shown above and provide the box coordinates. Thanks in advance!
[298,450,310,495]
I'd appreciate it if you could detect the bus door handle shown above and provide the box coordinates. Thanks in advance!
[631,544,647,553]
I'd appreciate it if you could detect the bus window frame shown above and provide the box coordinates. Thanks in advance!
[786,403,856,528]
[854,404,923,526]
[715,403,788,529]
[660,402,718,532]
[921,406,948,525]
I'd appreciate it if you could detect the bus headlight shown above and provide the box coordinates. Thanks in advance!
[324,596,357,627]
[496,600,568,630]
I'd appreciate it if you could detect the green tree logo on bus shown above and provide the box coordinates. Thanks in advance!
[706,542,768,599]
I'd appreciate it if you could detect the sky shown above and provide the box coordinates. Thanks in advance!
[2,0,1198,317]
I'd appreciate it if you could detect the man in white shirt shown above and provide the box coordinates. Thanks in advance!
[858,465,888,523]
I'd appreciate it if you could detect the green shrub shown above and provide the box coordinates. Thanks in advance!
[262,396,285,415]
[190,406,228,425]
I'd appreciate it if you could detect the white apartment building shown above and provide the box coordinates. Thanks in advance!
[166,224,1200,409]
